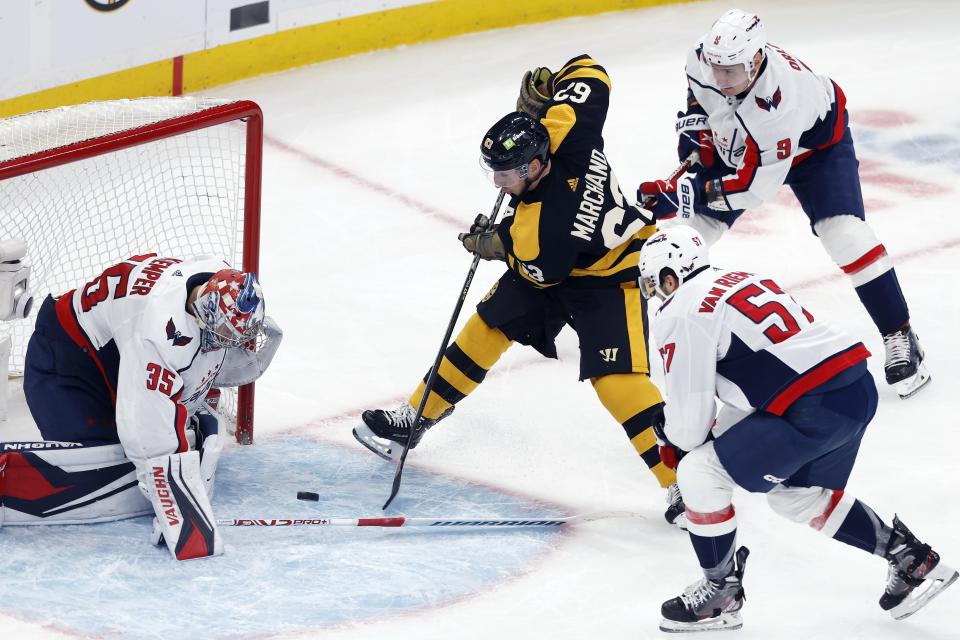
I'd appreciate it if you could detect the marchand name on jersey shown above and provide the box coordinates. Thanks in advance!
[571,148,609,241]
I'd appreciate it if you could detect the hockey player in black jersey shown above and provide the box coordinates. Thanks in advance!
[354,56,683,525]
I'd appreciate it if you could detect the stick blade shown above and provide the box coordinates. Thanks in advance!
[382,469,402,510]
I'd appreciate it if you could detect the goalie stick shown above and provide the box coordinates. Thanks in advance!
[382,190,507,510]
[216,510,645,528]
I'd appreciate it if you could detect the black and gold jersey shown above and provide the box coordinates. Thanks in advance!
[496,55,656,289]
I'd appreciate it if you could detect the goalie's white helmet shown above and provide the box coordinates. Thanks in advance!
[701,9,766,88]
[639,225,709,300]
[191,269,265,350]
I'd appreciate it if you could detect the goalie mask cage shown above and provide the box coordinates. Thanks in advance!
[0,97,263,444]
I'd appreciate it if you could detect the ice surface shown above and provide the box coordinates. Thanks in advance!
[0,437,565,638]
[2,0,959,638]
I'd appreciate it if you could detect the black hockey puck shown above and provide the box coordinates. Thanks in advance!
[297,491,320,501]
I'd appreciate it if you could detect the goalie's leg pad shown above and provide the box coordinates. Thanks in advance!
[138,450,223,560]
[0,441,150,525]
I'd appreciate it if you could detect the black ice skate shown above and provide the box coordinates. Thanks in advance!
[880,516,957,620]
[660,547,749,633]
[352,403,453,461]
[882,325,931,399]
[665,483,688,530]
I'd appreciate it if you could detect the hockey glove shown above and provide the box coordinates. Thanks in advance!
[459,214,506,260]
[467,213,493,234]
[637,178,680,219]
[675,109,715,169]
[517,67,554,117]
[702,177,733,213]
[642,174,726,222]
[651,405,687,471]
[659,444,687,471]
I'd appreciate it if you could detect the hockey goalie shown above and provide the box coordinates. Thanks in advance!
[0,252,282,560]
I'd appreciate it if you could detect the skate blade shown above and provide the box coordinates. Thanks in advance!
[659,611,742,633]
[894,364,931,400]
[890,562,958,620]
[351,425,402,462]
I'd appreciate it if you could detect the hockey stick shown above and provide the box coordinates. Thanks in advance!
[217,510,644,528]
[379,153,695,509]
[638,151,700,209]
[382,190,507,510]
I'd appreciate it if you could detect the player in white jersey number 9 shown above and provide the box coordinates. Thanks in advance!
[700,9,766,96]
[637,8,931,400]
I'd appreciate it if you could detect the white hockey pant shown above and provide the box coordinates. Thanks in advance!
[815,215,892,287]
[678,442,855,538]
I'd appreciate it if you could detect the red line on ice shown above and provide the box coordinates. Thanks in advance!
[264,134,465,228]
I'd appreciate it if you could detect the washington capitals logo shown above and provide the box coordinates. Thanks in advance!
[165,318,193,346]
[755,87,782,111]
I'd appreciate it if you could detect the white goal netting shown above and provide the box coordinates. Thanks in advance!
[0,97,260,435]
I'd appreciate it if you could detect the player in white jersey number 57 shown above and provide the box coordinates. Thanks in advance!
[638,9,929,400]
[16,255,282,560]
[639,226,954,633]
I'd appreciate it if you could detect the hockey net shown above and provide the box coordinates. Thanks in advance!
[0,97,262,444]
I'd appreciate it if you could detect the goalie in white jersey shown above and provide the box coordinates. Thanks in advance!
[15,254,282,560]
[638,8,929,400]
[639,226,954,633]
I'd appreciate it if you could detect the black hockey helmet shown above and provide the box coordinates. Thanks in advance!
[479,111,550,173]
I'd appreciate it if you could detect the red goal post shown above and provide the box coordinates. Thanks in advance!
[0,98,263,444]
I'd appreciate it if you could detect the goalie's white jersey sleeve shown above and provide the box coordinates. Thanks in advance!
[652,268,870,452]
[685,41,846,210]
[59,254,229,464]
